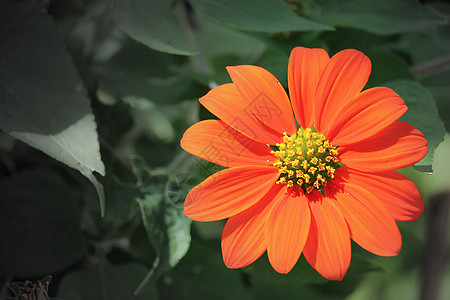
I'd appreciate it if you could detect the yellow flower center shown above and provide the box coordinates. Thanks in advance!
[271,128,339,194]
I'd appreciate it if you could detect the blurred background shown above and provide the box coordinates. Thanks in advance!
[0,0,449,299]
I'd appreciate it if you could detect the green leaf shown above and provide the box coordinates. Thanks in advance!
[194,15,263,60]
[188,0,332,32]
[304,0,447,35]
[0,0,106,215]
[123,96,175,142]
[138,193,191,267]
[403,133,450,196]
[0,169,86,277]
[185,14,266,85]
[83,177,142,239]
[111,0,197,55]
[385,80,445,173]
[420,69,450,132]
[57,261,157,300]
[394,2,450,65]
[394,22,450,130]
[134,190,191,294]
[366,50,414,88]
[93,100,135,148]
[253,48,290,87]
[127,224,158,265]
[94,40,202,104]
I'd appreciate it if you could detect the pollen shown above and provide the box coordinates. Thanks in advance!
[273,127,340,193]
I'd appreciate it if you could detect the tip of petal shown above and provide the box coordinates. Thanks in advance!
[273,265,294,275]
[326,270,347,281]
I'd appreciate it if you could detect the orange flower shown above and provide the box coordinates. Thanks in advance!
[180,47,428,280]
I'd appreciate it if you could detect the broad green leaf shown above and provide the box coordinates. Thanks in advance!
[0,0,105,214]
[394,2,450,64]
[253,48,290,87]
[181,14,266,86]
[396,32,450,65]
[385,80,445,173]
[366,50,414,88]
[138,193,191,267]
[88,178,141,237]
[123,96,175,142]
[93,100,135,148]
[128,224,158,265]
[402,133,450,197]
[58,261,157,300]
[111,0,197,55]
[420,69,450,132]
[303,0,447,35]
[320,28,386,53]
[394,22,450,130]
[134,187,191,294]
[188,0,332,32]
[0,169,86,277]
[94,40,202,104]
[194,15,263,59]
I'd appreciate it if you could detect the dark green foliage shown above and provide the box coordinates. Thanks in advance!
[386,80,446,173]
[0,170,86,277]
[0,0,106,215]
[57,261,157,299]
[0,0,449,299]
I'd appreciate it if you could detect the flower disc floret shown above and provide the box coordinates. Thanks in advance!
[272,128,339,193]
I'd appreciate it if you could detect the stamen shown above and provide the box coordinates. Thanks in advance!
[272,127,340,194]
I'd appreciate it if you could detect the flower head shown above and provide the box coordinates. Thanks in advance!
[180,47,428,280]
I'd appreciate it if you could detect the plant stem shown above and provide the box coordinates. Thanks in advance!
[411,54,450,78]
[421,191,450,300]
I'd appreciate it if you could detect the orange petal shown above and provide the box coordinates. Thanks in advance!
[336,167,424,222]
[266,187,311,274]
[200,83,283,145]
[326,180,402,256]
[314,49,371,134]
[339,121,428,172]
[303,191,351,281]
[227,65,296,136]
[184,166,279,222]
[328,87,407,145]
[222,184,283,269]
[288,47,330,128]
[181,120,276,168]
